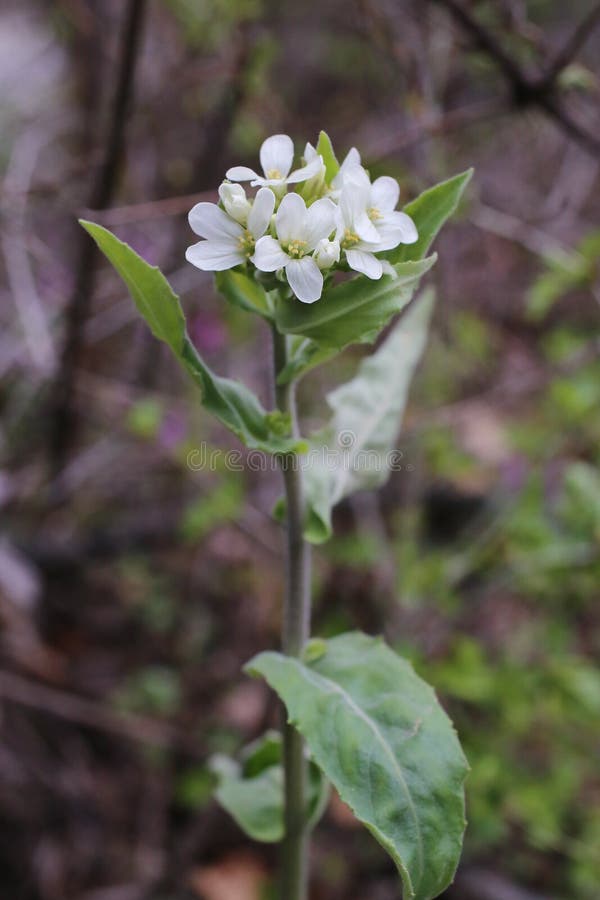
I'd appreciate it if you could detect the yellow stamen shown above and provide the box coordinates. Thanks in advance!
[237,230,255,258]
[341,228,360,249]
[285,239,307,258]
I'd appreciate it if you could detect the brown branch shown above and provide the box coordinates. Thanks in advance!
[83,189,217,227]
[541,0,600,87]
[537,91,600,158]
[428,0,600,157]
[429,0,533,101]
[0,669,193,752]
[50,0,147,478]
[363,98,507,160]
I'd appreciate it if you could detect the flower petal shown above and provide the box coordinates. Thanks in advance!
[338,166,371,228]
[285,257,324,303]
[345,248,383,280]
[247,187,276,238]
[260,134,294,178]
[252,236,290,272]
[380,260,398,279]
[188,202,243,240]
[314,237,340,270]
[371,176,400,211]
[304,198,337,249]
[185,241,245,271]
[354,211,381,243]
[226,166,260,182]
[286,155,324,184]
[276,192,307,243]
[375,211,418,250]
[331,147,362,192]
[218,182,251,224]
[340,147,361,172]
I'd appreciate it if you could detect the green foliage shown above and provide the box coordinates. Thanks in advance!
[426,637,600,893]
[175,766,215,810]
[82,165,472,897]
[273,168,471,362]
[80,221,303,455]
[180,478,244,540]
[118,557,178,634]
[387,169,473,264]
[561,462,600,535]
[127,398,165,439]
[246,632,468,900]
[112,666,181,716]
[316,130,339,183]
[166,0,263,50]
[526,229,600,320]
[275,338,336,386]
[298,289,436,543]
[211,731,329,843]
[216,269,274,319]
[275,257,436,349]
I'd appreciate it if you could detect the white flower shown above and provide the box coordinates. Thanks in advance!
[314,238,340,270]
[226,134,323,189]
[186,187,275,272]
[335,166,418,279]
[252,193,337,303]
[330,146,362,197]
[303,141,327,178]
[218,182,251,225]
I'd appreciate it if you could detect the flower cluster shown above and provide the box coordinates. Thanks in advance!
[186,133,418,304]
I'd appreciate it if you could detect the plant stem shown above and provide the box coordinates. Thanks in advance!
[272,327,312,900]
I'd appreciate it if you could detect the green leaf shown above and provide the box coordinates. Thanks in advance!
[301,290,435,543]
[388,169,473,264]
[216,269,274,319]
[275,257,436,350]
[80,220,302,454]
[246,632,468,900]
[211,731,330,843]
[316,130,340,183]
[275,170,469,352]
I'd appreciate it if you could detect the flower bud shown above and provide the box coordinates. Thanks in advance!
[218,182,251,224]
[314,238,340,270]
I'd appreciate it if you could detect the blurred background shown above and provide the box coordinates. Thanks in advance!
[1,1,600,898]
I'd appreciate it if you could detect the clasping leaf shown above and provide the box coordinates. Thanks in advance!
[211,731,329,843]
[291,289,436,543]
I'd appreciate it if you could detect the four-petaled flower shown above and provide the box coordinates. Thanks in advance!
[252,193,337,303]
[185,132,420,300]
[336,166,418,279]
[186,187,275,272]
[226,134,323,189]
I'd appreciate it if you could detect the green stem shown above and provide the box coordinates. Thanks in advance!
[272,326,311,900]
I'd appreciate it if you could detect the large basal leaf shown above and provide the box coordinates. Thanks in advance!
[299,289,435,543]
[275,257,436,350]
[246,632,469,900]
[211,731,329,843]
[80,221,302,454]
[387,169,473,265]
